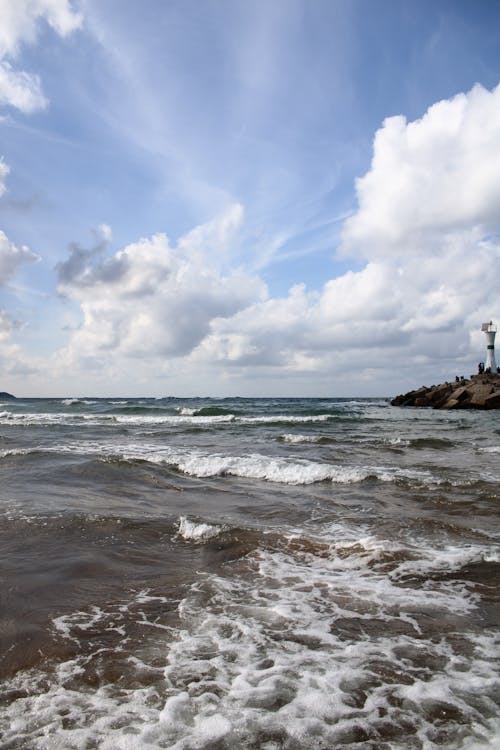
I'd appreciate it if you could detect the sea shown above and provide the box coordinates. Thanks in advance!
[0,395,499,750]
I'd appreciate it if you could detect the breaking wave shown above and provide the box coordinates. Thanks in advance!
[177,517,223,542]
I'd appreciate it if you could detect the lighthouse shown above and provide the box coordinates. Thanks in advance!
[481,321,497,373]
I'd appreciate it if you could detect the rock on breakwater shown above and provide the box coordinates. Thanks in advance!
[391,373,500,410]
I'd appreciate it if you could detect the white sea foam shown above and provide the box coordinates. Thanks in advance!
[127,413,236,425]
[0,447,32,458]
[52,606,111,642]
[173,453,439,486]
[177,407,197,416]
[62,398,98,406]
[177,516,222,541]
[153,536,499,748]
[0,411,86,425]
[1,528,499,749]
[114,413,331,427]
[152,448,433,485]
[0,411,326,427]
[478,445,500,453]
[13,430,488,488]
[0,410,333,428]
[280,433,323,443]
[30,439,448,487]
[385,435,410,446]
[243,414,331,423]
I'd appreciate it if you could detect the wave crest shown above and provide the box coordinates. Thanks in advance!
[177,517,223,542]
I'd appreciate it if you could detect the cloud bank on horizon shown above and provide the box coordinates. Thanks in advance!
[0,0,499,396]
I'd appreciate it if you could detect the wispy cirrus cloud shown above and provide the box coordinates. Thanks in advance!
[0,228,39,283]
[0,158,9,195]
[0,160,39,283]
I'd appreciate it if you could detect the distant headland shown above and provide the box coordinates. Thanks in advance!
[391,373,500,410]
[0,392,16,400]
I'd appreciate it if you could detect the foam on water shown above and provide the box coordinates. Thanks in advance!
[385,436,410,446]
[177,516,223,542]
[1,525,498,749]
[280,433,323,444]
[52,605,118,643]
[8,426,500,489]
[62,398,98,406]
[242,414,331,423]
[0,447,32,458]
[19,438,482,488]
[0,410,333,428]
[130,532,500,748]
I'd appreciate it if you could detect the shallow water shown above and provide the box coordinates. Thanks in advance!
[0,396,499,749]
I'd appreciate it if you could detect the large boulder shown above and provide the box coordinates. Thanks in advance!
[467,383,495,407]
[483,392,500,409]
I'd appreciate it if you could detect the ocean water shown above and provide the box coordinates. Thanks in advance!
[0,395,499,750]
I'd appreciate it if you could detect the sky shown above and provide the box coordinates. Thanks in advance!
[0,0,499,398]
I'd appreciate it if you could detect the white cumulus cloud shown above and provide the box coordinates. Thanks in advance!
[340,82,500,258]
[0,0,82,112]
[0,61,47,112]
[0,229,39,284]
[33,82,500,393]
[195,83,500,387]
[57,205,266,366]
[0,0,82,57]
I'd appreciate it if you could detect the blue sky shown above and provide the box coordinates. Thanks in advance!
[1,0,499,396]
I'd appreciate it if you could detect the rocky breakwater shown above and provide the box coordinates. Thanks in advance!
[391,374,500,410]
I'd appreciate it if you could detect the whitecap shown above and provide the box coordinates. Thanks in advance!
[36,440,446,487]
[280,433,322,444]
[177,517,222,542]
[240,414,331,424]
[0,448,31,458]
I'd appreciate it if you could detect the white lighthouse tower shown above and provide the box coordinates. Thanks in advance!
[481,321,497,373]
